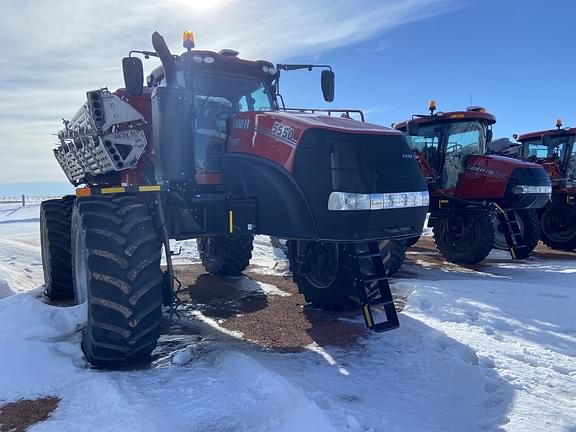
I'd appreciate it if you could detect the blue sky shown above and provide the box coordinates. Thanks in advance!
[281,0,575,136]
[0,0,573,186]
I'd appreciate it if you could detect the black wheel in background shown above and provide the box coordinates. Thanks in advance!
[433,209,494,264]
[493,209,540,258]
[197,235,254,275]
[540,205,576,251]
[379,240,407,276]
[40,197,74,300]
[287,241,360,311]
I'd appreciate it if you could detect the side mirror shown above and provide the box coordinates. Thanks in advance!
[122,57,144,96]
[321,70,335,102]
[407,120,419,136]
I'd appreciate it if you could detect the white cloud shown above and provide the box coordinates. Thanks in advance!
[355,38,394,53]
[0,0,455,182]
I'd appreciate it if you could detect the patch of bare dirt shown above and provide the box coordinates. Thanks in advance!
[0,396,59,432]
[406,236,576,268]
[174,266,367,352]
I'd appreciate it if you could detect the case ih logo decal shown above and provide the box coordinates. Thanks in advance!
[466,165,505,178]
[233,118,250,129]
[271,122,295,140]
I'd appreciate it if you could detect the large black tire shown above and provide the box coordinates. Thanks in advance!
[433,210,494,264]
[493,210,540,258]
[197,235,253,275]
[40,197,74,300]
[287,241,359,310]
[379,240,407,276]
[540,204,576,251]
[72,195,163,368]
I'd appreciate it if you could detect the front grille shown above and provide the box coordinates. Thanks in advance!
[292,128,428,240]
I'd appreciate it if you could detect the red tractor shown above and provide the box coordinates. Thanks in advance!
[496,120,576,250]
[40,32,429,368]
[394,102,551,264]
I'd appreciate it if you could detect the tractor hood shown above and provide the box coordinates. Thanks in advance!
[227,110,402,171]
[224,110,429,241]
[456,154,551,208]
[269,111,402,135]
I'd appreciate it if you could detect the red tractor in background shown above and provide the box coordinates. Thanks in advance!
[492,120,576,250]
[40,31,429,368]
[394,102,551,264]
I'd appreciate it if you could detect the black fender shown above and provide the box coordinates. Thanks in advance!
[221,153,318,239]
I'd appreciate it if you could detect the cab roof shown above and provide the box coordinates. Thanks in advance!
[395,110,496,131]
[517,127,576,142]
[147,49,276,87]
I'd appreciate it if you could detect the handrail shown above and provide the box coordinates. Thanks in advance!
[281,108,365,122]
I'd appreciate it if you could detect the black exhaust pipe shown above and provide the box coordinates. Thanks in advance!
[152,31,176,86]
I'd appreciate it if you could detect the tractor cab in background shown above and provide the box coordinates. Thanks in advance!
[395,101,551,264]
[514,121,576,250]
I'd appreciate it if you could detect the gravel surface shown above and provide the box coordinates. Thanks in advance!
[174,265,369,352]
[0,397,59,432]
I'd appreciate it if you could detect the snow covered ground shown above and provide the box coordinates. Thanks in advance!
[0,202,575,431]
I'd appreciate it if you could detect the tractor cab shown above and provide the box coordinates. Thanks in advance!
[512,121,576,251]
[122,32,337,187]
[395,102,551,264]
[397,103,493,190]
[517,121,576,190]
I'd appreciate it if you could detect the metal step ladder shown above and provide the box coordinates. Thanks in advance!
[344,242,400,332]
[494,206,529,259]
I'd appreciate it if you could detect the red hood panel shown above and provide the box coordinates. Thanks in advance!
[227,111,401,170]
[270,111,402,135]
[456,154,547,200]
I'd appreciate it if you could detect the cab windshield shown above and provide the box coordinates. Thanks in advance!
[191,72,275,173]
[407,120,486,188]
[523,136,568,162]
[523,135,576,180]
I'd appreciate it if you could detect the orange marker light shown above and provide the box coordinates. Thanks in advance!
[556,118,563,129]
[76,188,92,197]
[183,31,195,50]
[428,99,437,113]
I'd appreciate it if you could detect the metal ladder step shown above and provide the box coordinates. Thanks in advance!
[345,242,400,333]
[495,209,528,259]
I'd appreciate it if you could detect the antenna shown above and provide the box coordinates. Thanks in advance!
[469,91,473,107]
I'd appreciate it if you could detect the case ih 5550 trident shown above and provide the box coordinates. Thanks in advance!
[495,120,576,250]
[40,32,429,368]
[394,102,551,264]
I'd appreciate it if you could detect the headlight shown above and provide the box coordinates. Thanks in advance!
[512,185,552,194]
[328,192,370,211]
[328,191,429,211]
